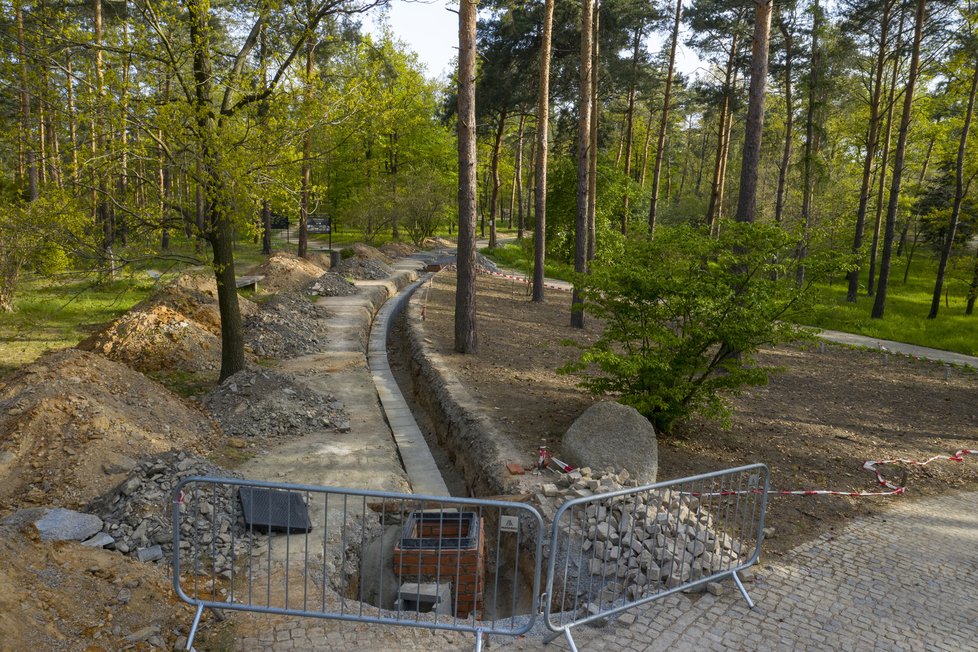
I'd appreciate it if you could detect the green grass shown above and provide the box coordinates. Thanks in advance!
[480,242,576,282]
[800,250,978,356]
[484,241,978,357]
[0,273,161,378]
[0,235,276,380]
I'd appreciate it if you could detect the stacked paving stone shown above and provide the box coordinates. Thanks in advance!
[88,451,265,577]
[535,467,747,612]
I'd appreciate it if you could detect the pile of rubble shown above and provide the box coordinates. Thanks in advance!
[201,368,350,441]
[534,467,750,611]
[332,256,394,280]
[244,291,331,358]
[308,272,359,297]
[88,450,265,578]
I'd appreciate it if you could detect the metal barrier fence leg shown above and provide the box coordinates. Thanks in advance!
[732,570,755,609]
[186,602,204,651]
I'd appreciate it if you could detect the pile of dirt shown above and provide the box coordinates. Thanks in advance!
[201,368,350,442]
[379,242,416,259]
[308,272,358,297]
[245,291,330,358]
[154,268,260,335]
[0,348,217,515]
[0,521,195,650]
[349,243,393,263]
[78,268,260,377]
[247,251,326,293]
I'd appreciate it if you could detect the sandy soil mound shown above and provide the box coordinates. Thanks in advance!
[0,521,195,650]
[380,242,416,259]
[0,349,217,513]
[349,243,393,263]
[247,251,326,293]
[152,268,260,335]
[79,268,261,378]
[79,303,224,375]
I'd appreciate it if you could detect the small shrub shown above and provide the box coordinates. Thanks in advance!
[561,222,837,433]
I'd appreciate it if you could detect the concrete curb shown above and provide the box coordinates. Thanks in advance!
[368,271,451,496]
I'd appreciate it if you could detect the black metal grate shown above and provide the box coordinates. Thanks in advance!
[398,511,479,550]
[238,487,313,534]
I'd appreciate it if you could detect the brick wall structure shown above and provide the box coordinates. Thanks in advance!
[393,512,485,618]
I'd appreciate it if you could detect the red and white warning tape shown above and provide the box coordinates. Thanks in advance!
[691,448,978,498]
[484,269,571,292]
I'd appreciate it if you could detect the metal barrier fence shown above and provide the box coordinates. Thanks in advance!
[543,464,769,651]
[171,477,543,650]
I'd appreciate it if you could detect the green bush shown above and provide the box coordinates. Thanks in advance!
[561,222,835,433]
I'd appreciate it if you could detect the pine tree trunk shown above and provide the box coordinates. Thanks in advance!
[621,26,642,227]
[587,2,599,263]
[706,29,740,230]
[847,0,893,301]
[928,55,977,318]
[533,0,555,303]
[867,18,903,298]
[796,0,820,285]
[773,11,796,226]
[489,109,507,249]
[871,0,927,319]
[455,0,479,352]
[735,0,773,224]
[572,0,593,330]
[649,0,683,232]
[514,113,526,238]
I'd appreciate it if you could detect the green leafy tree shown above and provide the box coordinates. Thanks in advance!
[562,222,831,433]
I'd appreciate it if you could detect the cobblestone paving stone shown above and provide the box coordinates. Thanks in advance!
[240,489,977,650]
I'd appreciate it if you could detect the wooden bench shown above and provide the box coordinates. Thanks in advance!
[235,275,265,292]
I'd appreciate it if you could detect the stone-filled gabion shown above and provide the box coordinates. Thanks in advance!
[88,451,266,578]
[536,467,748,611]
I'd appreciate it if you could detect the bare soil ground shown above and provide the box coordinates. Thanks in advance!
[420,270,978,556]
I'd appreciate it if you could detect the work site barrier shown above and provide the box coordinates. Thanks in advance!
[171,477,543,650]
[543,464,770,651]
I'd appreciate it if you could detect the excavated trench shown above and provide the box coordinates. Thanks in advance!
[385,313,536,620]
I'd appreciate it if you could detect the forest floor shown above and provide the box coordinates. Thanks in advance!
[420,270,978,556]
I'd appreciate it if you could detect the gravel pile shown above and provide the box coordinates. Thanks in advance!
[87,451,265,578]
[244,291,330,358]
[201,368,350,441]
[537,467,750,611]
[332,256,393,280]
[308,272,358,297]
